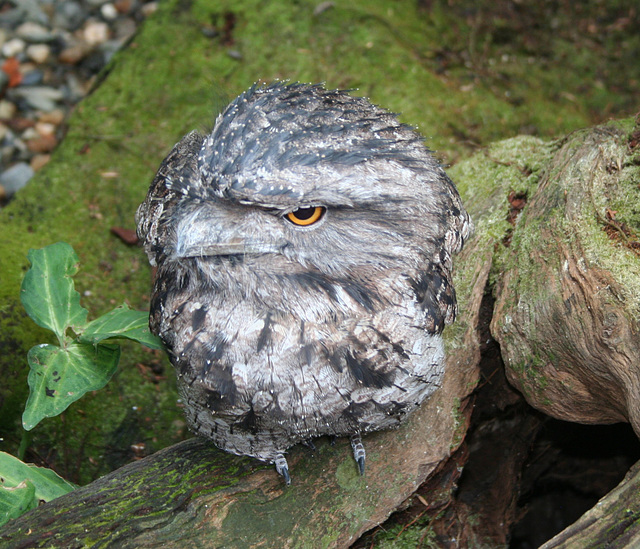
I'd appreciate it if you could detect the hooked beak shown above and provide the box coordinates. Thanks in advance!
[172,240,277,259]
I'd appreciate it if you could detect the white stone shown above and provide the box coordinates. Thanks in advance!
[100,3,118,20]
[35,122,56,136]
[141,2,159,17]
[26,44,51,64]
[12,87,64,112]
[21,128,39,141]
[83,21,110,46]
[2,38,26,58]
[0,100,16,119]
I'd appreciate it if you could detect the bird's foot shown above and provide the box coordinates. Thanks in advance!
[302,439,317,452]
[351,434,366,476]
[274,453,291,485]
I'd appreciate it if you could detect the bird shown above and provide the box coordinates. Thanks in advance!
[136,82,472,484]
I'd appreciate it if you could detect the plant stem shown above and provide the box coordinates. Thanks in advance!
[17,430,32,461]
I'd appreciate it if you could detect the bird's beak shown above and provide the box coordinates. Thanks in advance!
[171,204,282,260]
[173,240,255,259]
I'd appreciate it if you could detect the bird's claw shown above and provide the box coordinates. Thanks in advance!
[351,434,366,476]
[302,439,317,452]
[275,453,291,485]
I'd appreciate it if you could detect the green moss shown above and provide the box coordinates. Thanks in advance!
[572,127,640,320]
[449,397,466,451]
[367,512,438,548]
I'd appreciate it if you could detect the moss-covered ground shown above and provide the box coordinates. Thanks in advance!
[0,0,638,536]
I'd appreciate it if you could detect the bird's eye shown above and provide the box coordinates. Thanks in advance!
[286,206,326,226]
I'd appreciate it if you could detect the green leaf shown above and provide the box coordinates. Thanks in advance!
[22,342,121,431]
[0,452,76,499]
[78,304,164,350]
[20,242,88,345]
[0,451,76,527]
[0,480,37,527]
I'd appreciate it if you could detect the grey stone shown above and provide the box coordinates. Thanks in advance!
[15,22,56,43]
[53,2,86,31]
[0,162,34,196]
[21,69,45,87]
[9,87,64,112]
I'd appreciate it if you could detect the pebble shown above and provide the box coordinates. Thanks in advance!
[53,2,87,31]
[15,22,55,43]
[39,109,65,125]
[10,86,65,112]
[22,127,39,140]
[0,162,34,197]
[13,1,49,26]
[35,121,56,136]
[141,3,158,17]
[100,4,119,21]
[83,21,110,46]
[26,44,50,64]
[21,69,45,86]
[113,17,137,42]
[58,42,91,65]
[2,38,26,58]
[0,100,16,119]
[30,154,51,171]
[0,0,159,207]
[26,134,58,154]
[114,0,134,13]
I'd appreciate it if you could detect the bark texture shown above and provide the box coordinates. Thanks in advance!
[491,122,640,432]
[541,459,640,549]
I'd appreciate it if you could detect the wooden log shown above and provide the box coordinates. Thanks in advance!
[491,120,640,432]
[541,459,640,548]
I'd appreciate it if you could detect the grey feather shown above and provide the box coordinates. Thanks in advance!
[136,82,472,480]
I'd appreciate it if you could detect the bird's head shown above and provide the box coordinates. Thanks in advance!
[137,82,471,329]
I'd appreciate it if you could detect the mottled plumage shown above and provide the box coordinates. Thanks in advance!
[136,82,471,483]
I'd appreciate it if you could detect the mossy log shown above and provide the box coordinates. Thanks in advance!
[491,122,640,432]
[540,459,640,548]
[487,120,640,547]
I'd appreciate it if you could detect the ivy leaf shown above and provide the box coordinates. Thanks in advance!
[0,451,76,527]
[78,304,164,350]
[20,242,88,345]
[22,342,121,431]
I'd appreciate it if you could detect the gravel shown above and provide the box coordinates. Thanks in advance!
[0,0,159,205]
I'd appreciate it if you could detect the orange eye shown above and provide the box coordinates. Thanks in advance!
[286,206,326,226]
